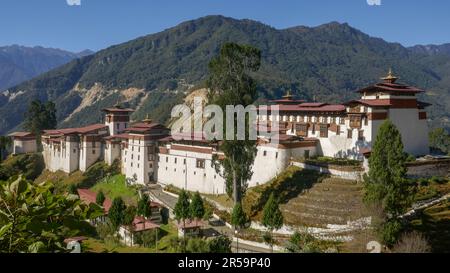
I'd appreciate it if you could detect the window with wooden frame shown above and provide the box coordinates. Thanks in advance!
[349,115,362,128]
[311,124,316,134]
[320,125,328,138]
[336,125,341,136]
[347,129,353,139]
[358,130,365,141]
[196,159,205,169]
[296,124,308,137]
[340,117,345,125]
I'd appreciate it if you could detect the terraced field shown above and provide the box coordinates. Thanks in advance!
[281,178,366,228]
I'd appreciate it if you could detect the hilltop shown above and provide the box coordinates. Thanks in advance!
[1,15,449,134]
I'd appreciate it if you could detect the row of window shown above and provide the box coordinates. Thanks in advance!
[161,166,217,179]
[158,155,206,169]
[261,115,346,124]
[261,150,278,158]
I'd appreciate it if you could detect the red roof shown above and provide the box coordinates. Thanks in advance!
[131,216,160,232]
[176,219,204,229]
[357,82,424,94]
[259,103,345,113]
[299,102,328,107]
[44,124,107,136]
[102,107,134,113]
[8,132,35,138]
[346,99,392,107]
[360,148,372,156]
[76,124,108,134]
[77,189,112,214]
[269,99,306,104]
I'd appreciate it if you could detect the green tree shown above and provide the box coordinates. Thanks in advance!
[364,120,412,246]
[23,100,57,151]
[137,194,151,218]
[0,176,102,253]
[173,189,191,252]
[285,232,322,253]
[262,193,284,252]
[208,43,261,204]
[108,197,126,231]
[134,229,157,248]
[231,202,249,253]
[189,192,205,220]
[123,205,137,227]
[209,235,232,253]
[0,136,12,162]
[96,190,105,206]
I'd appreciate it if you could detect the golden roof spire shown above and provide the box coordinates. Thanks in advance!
[381,68,399,83]
[143,114,152,124]
[282,90,294,100]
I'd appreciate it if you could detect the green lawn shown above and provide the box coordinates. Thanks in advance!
[91,174,139,205]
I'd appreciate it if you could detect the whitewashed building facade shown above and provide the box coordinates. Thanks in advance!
[11,71,431,194]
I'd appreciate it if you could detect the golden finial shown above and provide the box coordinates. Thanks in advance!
[282,90,294,100]
[143,114,152,124]
[381,68,399,83]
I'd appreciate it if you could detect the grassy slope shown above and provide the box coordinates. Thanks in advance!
[91,174,139,206]
[0,153,45,181]
[34,160,120,192]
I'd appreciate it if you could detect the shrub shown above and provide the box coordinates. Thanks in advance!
[208,236,232,253]
[430,176,447,185]
[418,178,429,187]
[68,184,78,194]
[379,219,403,247]
[392,231,431,253]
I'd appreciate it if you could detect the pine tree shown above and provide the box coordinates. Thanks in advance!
[207,43,261,204]
[109,197,126,230]
[262,193,284,252]
[174,190,191,223]
[23,100,57,150]
[364,119,412,245]
[231,202,249,253]
[189,192,205,220]
[96,191,105,206]
[137,194,151,218]
[123,206,136,226]
[173,190,191,252]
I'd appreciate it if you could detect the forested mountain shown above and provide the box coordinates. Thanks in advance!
[0,45,93,91]
[1,15,449,134]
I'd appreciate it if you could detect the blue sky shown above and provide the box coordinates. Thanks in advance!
[1,0,449,52]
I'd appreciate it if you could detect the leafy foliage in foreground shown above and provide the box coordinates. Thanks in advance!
[0,177,103,253]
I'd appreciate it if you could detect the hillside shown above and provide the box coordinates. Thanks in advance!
[1,15,450,134]
[0,45,93,91]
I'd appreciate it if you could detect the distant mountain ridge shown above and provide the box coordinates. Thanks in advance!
[0,15,449,135]
[409,43,450,56]
[0,45,93,91]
